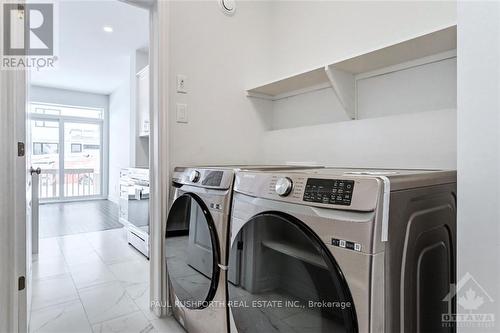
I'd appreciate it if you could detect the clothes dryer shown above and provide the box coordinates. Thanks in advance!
[227,168,456,333]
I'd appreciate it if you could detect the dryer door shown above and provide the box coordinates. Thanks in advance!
[228,212,358,333]
[165,193,221,309]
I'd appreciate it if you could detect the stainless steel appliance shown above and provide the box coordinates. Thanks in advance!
[165,165,320,333]
[119,168,150,257]
[228,168,456,333]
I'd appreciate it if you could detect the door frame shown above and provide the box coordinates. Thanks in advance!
[121,0,170,318]
[0,1,30,331]
[146,0,171,318]
[0,62,29,333]
[2,0,171,331]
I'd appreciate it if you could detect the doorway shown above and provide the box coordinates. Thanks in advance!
[25,1,163,332]
[1,0,172,331]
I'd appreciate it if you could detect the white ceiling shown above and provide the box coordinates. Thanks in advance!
[31,0,149,95]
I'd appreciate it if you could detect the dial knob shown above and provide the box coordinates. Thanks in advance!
[189,170,201,183]
[275,177,293,196]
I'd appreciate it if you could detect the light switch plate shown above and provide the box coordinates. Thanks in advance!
[176,103,188,123]
[176,74,187,93]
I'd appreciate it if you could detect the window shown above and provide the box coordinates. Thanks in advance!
[33,142,59,155]
[71,144,82,153]
[34,107,60,116]
[31,103,103,119]
[83,144,100,150]
[29,102,105,201]
[33,143,42,155]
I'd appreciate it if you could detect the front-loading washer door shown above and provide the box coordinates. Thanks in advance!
[165,193,221,310]
[228,212,358,333]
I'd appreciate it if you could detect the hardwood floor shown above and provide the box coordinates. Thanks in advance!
[39,200,123,238]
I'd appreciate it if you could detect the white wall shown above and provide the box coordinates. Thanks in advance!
[130,49,149,168]
[264,109,456,168]
[108,48,149,203]
[267,1,457,80]
[271,57,457,130]
[168,1,272,167]
[108,81,131,203]
[168,1,457,170]
[259,1,457,168]
[457,2,500,331]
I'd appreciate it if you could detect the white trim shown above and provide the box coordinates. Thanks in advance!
[120,0,169,320]
[1,1,30,329]
[148,0,170,318]
[29,100,107,114]
[0,61,22,333]
[40,195,107,204]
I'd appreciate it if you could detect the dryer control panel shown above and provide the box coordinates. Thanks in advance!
[235,171,381,212]
[303,178,355,206]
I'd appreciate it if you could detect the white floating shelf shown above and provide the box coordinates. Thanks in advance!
[246,25,457,120]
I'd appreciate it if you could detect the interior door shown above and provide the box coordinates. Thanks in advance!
[14,6,31,331]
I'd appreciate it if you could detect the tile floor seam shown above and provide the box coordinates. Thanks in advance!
[128,286,154,321]
[65,258,95,333]
[30,273,80,312]
[32,218,181,332]
[91,309,148,327]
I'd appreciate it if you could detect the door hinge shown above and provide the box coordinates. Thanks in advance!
[18,276,25,291]
[17,142,25,157]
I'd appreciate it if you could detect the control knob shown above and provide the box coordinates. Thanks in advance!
[189,170,201,183]
[275,177,293,196]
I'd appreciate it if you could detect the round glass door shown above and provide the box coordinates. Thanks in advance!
[165,193,220,309]
[228,212,358,333]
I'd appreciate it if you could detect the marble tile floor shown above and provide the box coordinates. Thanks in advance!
[30,228,185,333]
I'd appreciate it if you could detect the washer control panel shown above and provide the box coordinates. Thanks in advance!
[303,178,355,206]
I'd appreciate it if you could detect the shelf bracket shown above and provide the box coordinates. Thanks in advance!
[325,65,356,119]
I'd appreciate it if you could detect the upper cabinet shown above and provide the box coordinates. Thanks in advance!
[246,25,457,121]
[137,66,150,137]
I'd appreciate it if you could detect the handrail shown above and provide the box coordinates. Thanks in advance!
[38,168,100,199]
[40,168,95,174]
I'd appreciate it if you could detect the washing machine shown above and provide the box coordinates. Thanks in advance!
[227,168,456,333]
[164,165,320,333]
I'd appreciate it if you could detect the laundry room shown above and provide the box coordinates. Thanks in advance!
[1,1,498,333]
[161,1,495,333]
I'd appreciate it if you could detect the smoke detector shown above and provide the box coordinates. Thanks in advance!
[218,0,236,16]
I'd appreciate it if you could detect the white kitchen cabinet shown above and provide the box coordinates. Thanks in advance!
[137,66,150,137]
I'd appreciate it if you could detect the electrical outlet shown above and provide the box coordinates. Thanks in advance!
[176,74,187,93]
[176,103,188,123]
